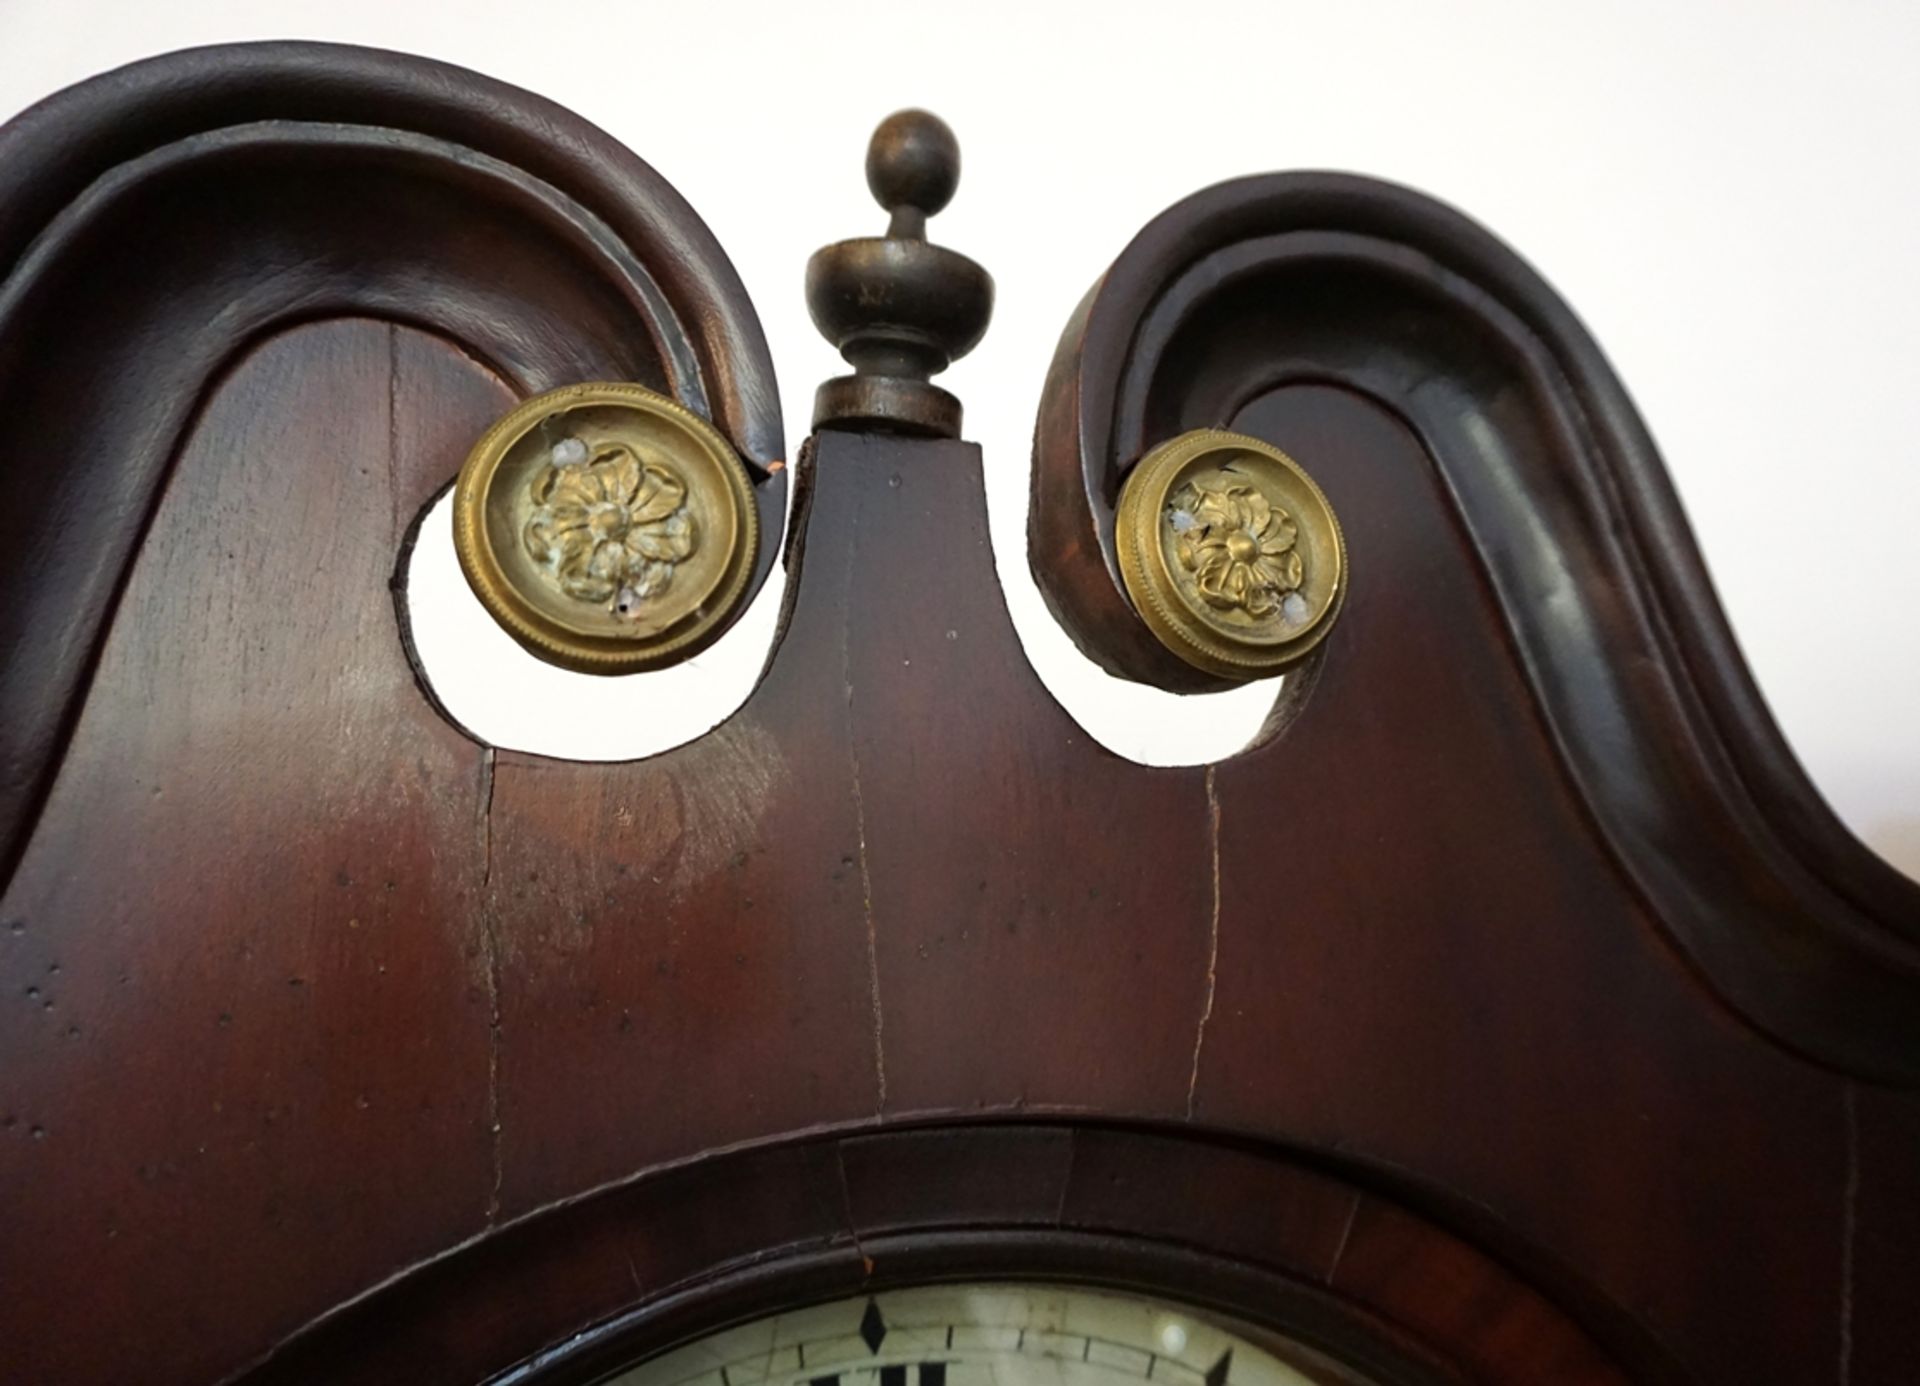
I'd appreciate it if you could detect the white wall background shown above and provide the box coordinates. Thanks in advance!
[2,0,1915,878]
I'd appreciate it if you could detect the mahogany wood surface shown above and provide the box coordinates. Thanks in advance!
[1,38,1915,1386]
[251,1126,1633,1386]
[1030,175,1920,1083]
[0,40,787,890]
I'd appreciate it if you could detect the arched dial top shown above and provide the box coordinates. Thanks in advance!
[607,1285,1374,1386]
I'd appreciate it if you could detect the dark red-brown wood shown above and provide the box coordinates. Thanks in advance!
[1030,175,1920,1085]
[245,1126,1635,1385]
[2,38,1915,1386]
[0,40,787,888]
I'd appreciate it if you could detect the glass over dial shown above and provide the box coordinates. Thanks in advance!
[604,1284,1376,1386]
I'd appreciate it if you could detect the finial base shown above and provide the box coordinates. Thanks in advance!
[813,375,962,438]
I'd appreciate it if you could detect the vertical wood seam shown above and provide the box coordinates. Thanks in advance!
[1186,764,1222,1119]
[477,746,504,1224]
[833,1139,875,1277]
[841,490,886,1116]
[385,323,400,543]
[1325,1192,1361,1286]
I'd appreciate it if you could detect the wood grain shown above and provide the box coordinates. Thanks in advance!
[1029,174,1920,1082]
[0,41,787,887]
[0,319,508,1381]
[2,38,1914,1386]
[6,412,1871,1382]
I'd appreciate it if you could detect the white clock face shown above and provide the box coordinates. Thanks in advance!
[604,1284,1373,1386]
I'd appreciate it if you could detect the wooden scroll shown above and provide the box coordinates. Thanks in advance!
[1,40,1914,1386]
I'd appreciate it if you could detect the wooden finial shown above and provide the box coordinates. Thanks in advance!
[806,109,994,438]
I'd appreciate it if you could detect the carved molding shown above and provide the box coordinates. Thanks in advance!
[0,41,785,879]
[1031,172,1920,1080]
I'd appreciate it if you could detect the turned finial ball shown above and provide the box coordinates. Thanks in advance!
[865,109,960,216]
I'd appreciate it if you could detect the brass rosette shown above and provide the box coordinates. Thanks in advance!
[1115,428,1345,679]
[452,382,760,674]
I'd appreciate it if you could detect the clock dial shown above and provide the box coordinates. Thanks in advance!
[604,1284,1376,1386]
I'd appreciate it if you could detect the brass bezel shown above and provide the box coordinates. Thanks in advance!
[452,382,760,675]
[1115,428,1346,680]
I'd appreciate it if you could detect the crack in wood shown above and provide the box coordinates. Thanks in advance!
[385,323,400,544]
[1326,1191,1360,1286]
[476,745,504,1224]
[1187,764,1222,1119]
[840,495,886,1116]
[834,1138,876,1278]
